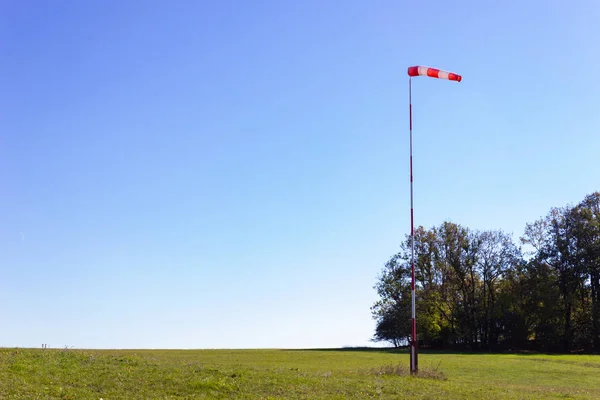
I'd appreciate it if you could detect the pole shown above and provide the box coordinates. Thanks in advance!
[409,77,418,374]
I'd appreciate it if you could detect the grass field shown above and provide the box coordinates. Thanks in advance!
[1,347,599,399]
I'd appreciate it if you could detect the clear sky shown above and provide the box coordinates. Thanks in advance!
[1,1,599,349]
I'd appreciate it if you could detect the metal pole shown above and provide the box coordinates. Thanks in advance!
[409,77,418,374]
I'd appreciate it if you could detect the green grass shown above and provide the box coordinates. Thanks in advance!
[1,347,599,399]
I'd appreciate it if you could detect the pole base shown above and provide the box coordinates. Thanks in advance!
[410,341,418,374]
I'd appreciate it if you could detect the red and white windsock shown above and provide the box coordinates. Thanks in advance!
[407,64,461,375]
[408,66,461,82]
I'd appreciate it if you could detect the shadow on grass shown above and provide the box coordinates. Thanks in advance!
[281,347,496,355]
[280,347,581,357]
[280,347,408,354]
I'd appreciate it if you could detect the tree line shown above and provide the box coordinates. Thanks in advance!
[371,192,600,353]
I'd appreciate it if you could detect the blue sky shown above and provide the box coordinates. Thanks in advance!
[1,1,599,349]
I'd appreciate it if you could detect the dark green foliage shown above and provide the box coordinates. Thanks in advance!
[373,192,600,353]
[371,254,412,347]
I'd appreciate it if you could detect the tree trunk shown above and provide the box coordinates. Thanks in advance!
[564,299,572,353]
[482,279,489,349]
[591,271,600,352]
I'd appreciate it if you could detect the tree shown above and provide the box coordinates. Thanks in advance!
[373,194,600,353]
[571,192,600,351]
[372,222,521,350]
[435,222,480,348]
[522,204,589,352]
[371,253,411,347]
[476,230,521,349]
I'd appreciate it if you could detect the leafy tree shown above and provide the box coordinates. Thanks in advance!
[371,254,411,347]
[571,192,600,351]
[373,223,521,350]
[373,194,600,353]
[522,204,589,351]
[476,230,521,349]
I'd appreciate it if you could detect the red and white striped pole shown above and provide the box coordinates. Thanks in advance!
[409,76,418,374]
[407,66,461,375]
